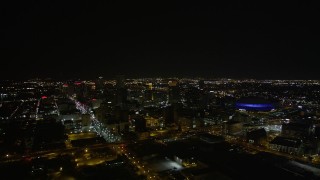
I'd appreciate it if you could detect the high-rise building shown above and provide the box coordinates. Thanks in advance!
[95,76,104,92]
[164,105,179,125]
[115,75,127,106]
[133,116,147,132]
[116,75,125,89]
[114,105,129,123]
[168,80,179,104]
[199,80,205,90]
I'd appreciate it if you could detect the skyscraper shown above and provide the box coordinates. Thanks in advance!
[95,76,104,92]
[168,80,180,104]
[115,75,127,106]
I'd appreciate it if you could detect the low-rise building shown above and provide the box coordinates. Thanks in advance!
[269,136,303,155]
[246,128,267,146]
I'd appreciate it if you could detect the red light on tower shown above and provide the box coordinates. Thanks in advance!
[41,96,48,99]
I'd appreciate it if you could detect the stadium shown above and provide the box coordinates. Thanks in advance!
[235,97,275,111]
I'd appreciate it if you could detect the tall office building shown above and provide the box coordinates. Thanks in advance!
[199,80,205,90]
[115,75,127,106]
[95,76,104,92]
[164,105,179,125]
[133,115,147,132]
[168,80,180,104]
[116,75,125,89]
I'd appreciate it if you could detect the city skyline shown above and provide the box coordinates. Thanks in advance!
[1,2,319,80]
[2,1,320,179]
[1,77,320,179]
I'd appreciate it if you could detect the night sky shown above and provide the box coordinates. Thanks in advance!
[1,1,319,79]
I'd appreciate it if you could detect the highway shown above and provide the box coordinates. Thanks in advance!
[70,97,121,142]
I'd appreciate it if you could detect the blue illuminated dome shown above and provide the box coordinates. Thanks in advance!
[235,97,275,111]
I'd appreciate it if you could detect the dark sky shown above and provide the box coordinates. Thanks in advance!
[1,1,319,79]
